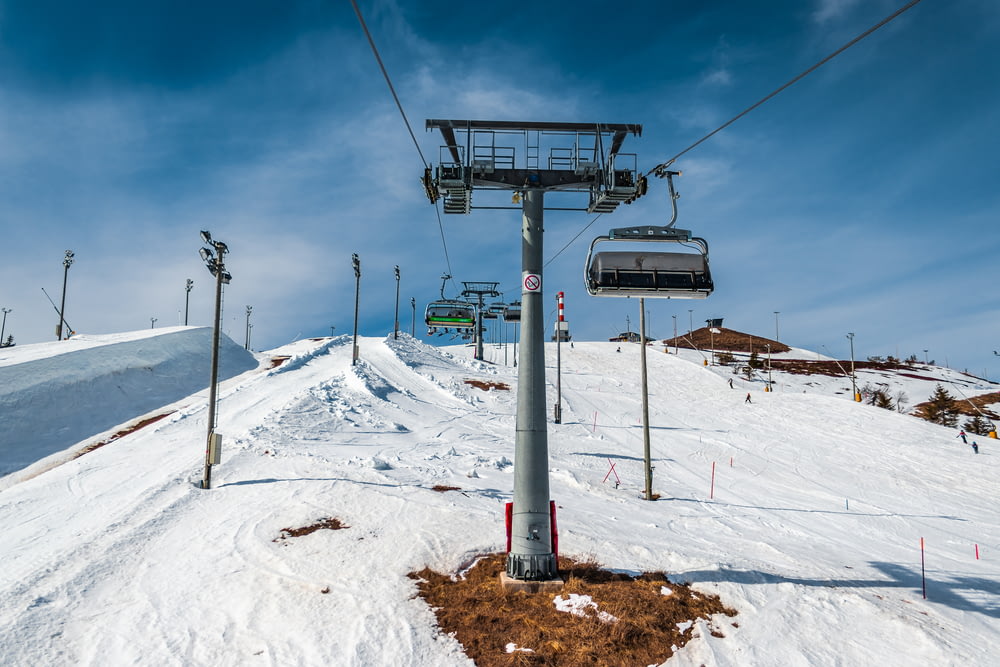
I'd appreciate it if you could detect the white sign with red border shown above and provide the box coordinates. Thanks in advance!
[522,272,541,293]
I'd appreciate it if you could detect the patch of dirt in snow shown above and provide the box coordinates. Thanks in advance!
[273,517,349,541]
[410,553,736,666]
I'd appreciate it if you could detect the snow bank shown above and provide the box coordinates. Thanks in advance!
[0,327,258,476]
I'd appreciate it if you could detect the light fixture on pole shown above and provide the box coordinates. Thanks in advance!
[847,332,859,402]
[688,309,693,334]
[1,307,10,344]
[352,253,361,365]
[923,349,928,364]
[56,250,74,340]
[150,317,157,329]
[244,306,253,350]
[393,265,401,339]
[410,297,416,337]
[198,230,232,490]
[672,314,677,354]
[184,279,194,325]
[709,326,721,366]
[765,343,772,391]
[774,311,780,341]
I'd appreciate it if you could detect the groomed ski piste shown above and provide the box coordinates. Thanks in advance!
[1,328,998,665]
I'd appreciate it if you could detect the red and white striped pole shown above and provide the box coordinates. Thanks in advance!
[554,291,565,423]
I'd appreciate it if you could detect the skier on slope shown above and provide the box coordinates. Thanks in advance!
[957,430,968,444]
[745,392,752,404]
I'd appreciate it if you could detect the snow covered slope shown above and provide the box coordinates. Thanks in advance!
[0,332,997,666]
[0,327,258,478]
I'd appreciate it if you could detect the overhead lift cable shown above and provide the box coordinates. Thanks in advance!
[545,0,926,269]
[351,0,454,278]
[647,0,926,176]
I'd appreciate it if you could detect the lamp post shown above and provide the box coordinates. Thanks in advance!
[56,250,74,340]
[150,317,157,329]
[688,309,693,334]
[184,279,193,325]
[639,298,653,500]
[1,308,10,343]
[244,306,253,350]
[774,311,780,341]
[352,253,361,365]
[393,266,401,339]
[847,332,859,402]
[199,230,232,490]
[765,343,772,391]
[923,349,928,364]
[709,326,720,365]
[410,297,416,337]
[672,314,677,354]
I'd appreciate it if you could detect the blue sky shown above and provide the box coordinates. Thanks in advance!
[1,0,997,377]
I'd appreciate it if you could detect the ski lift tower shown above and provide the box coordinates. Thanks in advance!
[423,120,644,586]
[461,281,500,361]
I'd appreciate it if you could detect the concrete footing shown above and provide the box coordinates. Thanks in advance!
[499,572,565,593]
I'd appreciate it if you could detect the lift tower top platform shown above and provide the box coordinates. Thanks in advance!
[423,119,645,214]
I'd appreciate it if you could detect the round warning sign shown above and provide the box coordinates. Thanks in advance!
[522,273,541,293]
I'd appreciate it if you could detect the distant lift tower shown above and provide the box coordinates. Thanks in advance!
[462,281,500,361]
[423,120,644,584]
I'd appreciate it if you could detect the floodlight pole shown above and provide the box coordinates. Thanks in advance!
[410,297,416,337]
[774,311,780,341]
[847,332,859,401]
[1,307,11,343]
[352,253,361,365]
[200,232,229,490]
[56,250,74,340]
[508,188,557,580]
[639,299,653,500]
[184,279,193,325]
[244,305,252,350]
[150,317,157,329]
[393,266,401,339]
[672,314,678,354]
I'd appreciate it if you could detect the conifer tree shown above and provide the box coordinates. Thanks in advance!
[917,384,958,426]
[963,414,992,436]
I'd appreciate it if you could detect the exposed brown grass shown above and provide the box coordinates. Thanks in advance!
[465,379,511,391]
[268,355,291,369]
[72,411,174,459]
[432,485,462,493]
[273,517,349,542]
[410,553,736,666]
[912,390,1000,419]
[663,327,790,355]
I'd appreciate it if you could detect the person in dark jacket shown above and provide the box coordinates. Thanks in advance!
[972,441,979,454]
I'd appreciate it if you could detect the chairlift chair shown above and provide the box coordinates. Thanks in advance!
[424,300,476,335]
[585,227,713,299]
[584,167,714,300]
[502,302,521,322]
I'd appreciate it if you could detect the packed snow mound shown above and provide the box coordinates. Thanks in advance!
[0,327,258,476]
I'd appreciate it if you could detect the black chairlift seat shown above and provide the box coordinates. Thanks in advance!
[586,245,713,299]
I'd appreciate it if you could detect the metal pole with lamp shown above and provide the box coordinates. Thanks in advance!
[352,253,361,365]
[393,266,401,339]
[847,332,859,401]
[56,250,74,340]
[198,230,231,490]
